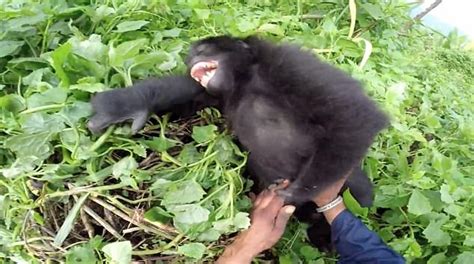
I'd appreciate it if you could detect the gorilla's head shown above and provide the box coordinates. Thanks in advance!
[186,35,255,96]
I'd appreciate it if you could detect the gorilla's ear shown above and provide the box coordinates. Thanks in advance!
[238,38,257,64]
[237,40,250,49]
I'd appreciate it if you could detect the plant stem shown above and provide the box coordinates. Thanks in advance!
[45,183,125,198]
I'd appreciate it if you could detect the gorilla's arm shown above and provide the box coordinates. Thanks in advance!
[88,76,209,134]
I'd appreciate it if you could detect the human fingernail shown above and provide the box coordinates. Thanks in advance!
[285,206,295,214]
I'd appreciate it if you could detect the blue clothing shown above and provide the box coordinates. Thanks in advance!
[332,210,405,264]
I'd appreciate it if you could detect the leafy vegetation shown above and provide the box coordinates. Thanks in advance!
[1,0,473,263]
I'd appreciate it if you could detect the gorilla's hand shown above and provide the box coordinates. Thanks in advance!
[88,89,150,134]
[277,184,315,206]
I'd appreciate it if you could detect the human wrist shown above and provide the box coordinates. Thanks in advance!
[217,245,254,264]
[322,202,346,225]
[217,233,258,263]
[314,194,338,207]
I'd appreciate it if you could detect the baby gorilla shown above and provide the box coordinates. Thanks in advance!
[88,36,388,249]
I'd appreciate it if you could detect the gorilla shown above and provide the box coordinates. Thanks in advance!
[88,35,388,249]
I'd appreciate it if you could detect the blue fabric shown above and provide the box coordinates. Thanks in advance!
[332,210,405,264]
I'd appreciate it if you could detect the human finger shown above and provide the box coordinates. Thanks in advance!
[253,189,271,208]
[263,194,285,217]
[272,205,295,237]
[257,189,278,209]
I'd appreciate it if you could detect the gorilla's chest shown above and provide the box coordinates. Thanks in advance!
[229,97,313,181]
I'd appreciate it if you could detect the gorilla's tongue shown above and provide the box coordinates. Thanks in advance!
[190,61,218,88]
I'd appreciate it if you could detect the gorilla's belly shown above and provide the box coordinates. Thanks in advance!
[231,97,313,184]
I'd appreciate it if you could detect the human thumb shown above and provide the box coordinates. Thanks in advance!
[273,205,295,235]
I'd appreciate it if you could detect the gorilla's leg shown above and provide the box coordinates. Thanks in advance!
[294,202,333,252]
[343,167,374,207]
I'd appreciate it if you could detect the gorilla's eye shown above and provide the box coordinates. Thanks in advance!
[195,44,208,54]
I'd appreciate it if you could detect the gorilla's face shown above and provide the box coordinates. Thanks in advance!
[186,36,254,96]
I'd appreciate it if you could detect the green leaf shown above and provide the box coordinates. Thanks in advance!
[70,82,107,93]
[5,13,46,32]
[258,23,284,36]
[131,51,169,68]
[5,132,53,161]
[455,252,474,264]
[362,3,384,20]
[215,137,237,164]
[144,207,172,223]
[0,156,36,178]
[233,212,250,229]
[60,130,95,160]
[60,101,92,124]
[213,218,233,233]
[162,180,206,205]
[279,255,293,264]
[177,242,206,259]
[90,5,115,23]
[115,20,149,33]
[197,229,221,241]
[423,220,451,246]
[343,189,369,218]
[321,18,337,32]
[109,39,148,67]
[112,156,138,178]
[69,34,107,62]
[54,194,89,246]
[102,241,132,264]
[50,42,72,86]
[299,245,319,260]
[158,59,177,71]
[21,113,65,134]
[0,94,26,113]
[162,28,182,38]
[192,125,217,143]
[27,87,68,108]
[194,9,210,19]
[464,234,474,247]
[428,252,447,264]
[142,137,177,152]
[237,19,258,32]
[66,245,97,264]
[407,189,433,216]
[0,40,24,58]
[439,184,454,204]
[178,144,202,164]
[169,204,210,224]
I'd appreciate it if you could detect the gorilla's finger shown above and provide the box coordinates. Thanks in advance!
[88,115,113,134]
[131,111,149,134]
[249,192,256,202]
[268,179,290,191]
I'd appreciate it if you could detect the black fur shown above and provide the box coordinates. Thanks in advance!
[88,35,388,250]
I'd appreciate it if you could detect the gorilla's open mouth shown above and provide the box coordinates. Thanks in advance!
[190,61,218,88]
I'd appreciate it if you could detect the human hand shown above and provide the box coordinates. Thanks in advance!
[216,181,296,263]
[312,176,348,207]
[312,173,351,225]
